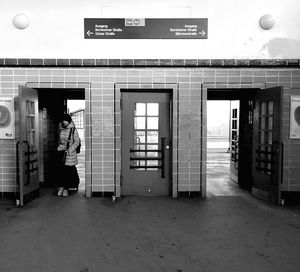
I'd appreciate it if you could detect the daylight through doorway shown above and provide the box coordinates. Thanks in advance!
[68,99,85,191]
[207,100,242,196]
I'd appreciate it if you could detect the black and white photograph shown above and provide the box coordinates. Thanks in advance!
[0,0,300,271]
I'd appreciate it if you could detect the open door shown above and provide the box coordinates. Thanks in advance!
[229,101,239,183]
[252,86,283,204]
[16,86,39,206]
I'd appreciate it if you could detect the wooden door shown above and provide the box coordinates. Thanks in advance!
[230,101,239,183]
[252,87,283,204]
[121,91,171,196]
[16,86,39,206]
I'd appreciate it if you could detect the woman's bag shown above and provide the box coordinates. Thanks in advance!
[57,127,73,165]
[76,140,81,154]
[57,150,67,164]
[72,127,81,154]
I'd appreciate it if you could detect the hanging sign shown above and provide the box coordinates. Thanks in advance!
[84,18,208,39]
[0,98,15,139]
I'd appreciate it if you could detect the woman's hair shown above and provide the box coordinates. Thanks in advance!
[61,114,72,123]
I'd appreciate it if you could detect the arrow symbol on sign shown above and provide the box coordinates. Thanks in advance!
[199,30,206,36]
[87,30,94,36]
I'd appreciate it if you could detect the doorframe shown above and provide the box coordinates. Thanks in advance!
[114,83,179,198]
[203,83,265,197]
[25,82,92,197]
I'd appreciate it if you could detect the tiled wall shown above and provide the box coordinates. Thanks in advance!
[0,67,204,196]
[282,87,300,192]
[1,63,300,196]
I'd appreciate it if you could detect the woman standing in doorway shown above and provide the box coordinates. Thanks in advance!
[57,114,80,197]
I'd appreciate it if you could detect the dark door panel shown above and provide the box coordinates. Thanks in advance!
[17,86,39,206]
[252,86,283,204]
[121,91,171,196]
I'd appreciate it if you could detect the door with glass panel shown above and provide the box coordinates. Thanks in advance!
[16,86,39,206]
[252,87,283,204]
[229,100,239,183]
[121,91,171,196]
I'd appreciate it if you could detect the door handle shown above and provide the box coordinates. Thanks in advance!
[21,141,30,186]
[161,138,166,178]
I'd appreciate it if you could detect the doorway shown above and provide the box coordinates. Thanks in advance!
[206,100,242,196]
[121,91,171,196]
[38,89,85,193]
[207,89,256,196]
[16,84,90,206]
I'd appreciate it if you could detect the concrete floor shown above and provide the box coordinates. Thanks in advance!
[0,151,300,272]
[207,150,241,196]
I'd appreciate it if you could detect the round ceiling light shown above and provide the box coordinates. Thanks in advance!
[13,13,30,29]
[259,14,275,30]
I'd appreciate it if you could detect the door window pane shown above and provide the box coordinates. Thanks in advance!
[232,109,237,118]
[147,131,158,143]
[260,117,265,130]
[147,160,158,166]
[268,132,273,144]
[259,132,264,144]
[30,132,35,146]
[136,160,146,167]
[26,101,34,115]
[135,103,146,116]
[135,131,145,144]
[147,144,158,150]
[268,102,273,115]
[31,117,35,130]
[147,103,159,116]
[261,102,266,115]
[134,117,145,129]
[134,144,145,150]
[135,152,145,158]
[148,152,158,157]
[147,117,159,130]
[268,117,273,130]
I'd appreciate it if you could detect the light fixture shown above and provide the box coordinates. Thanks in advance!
[259,14,275,30]
[13,13,30,29]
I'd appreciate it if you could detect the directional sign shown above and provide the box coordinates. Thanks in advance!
[84,18,208,39]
